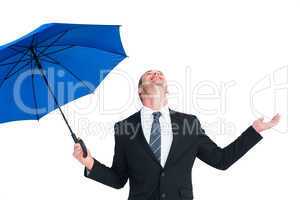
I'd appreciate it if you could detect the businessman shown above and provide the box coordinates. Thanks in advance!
[73,69,280,200]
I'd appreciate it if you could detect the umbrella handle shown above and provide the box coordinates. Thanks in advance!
[77,139,88,158]
[71,133,88,158]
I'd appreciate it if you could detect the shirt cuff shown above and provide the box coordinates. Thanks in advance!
[85,167,91,176]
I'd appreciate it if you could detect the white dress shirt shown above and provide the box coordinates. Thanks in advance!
[86,105,173,174]
[140,105,173,167]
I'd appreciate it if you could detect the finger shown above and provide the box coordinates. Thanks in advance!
[74,151,83,159]
[74,144,81,150]
[73,150,81,157]
[74,149,81,155]
[75,145,82,150]
[73,152,81,159]
[271,114,280,124]
[75,145,82,151]
[75,148,83,154]
[273,113,281,121]
[267,120,279,129]
[74,150,83,157]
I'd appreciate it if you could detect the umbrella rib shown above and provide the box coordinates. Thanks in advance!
[38,44,126,59]
[7,34,36,51]
[37,30,69,57]
[9,46,28,53]
[35,44,71,48]
[0,58,32,67]
[9,47,34,60]
[33,48,59,65]
[0,49,30,89]
[4,60,32,80]
[34,47,61,65]
[41,44,126,57]
[1,35,35,68]
[30,58,40,120]
[35,27,78,48]
[40,57,58,65]
[0,47,28,65]
[40,54,94,93]
[38,54,59,64]
[12,45,29,49]
[38,45,75,57]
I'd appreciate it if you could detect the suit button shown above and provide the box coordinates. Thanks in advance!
[161,193,166,198]
[161,172,165,177]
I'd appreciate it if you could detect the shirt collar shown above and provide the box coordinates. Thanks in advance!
[141,104,170,120]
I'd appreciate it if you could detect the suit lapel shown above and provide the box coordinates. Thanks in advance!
[134,111,162,168]
[163,109,183,170]
[133,109,188,170]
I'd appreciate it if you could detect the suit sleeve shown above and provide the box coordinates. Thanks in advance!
[195,117,263,170]
[84,122,129,189]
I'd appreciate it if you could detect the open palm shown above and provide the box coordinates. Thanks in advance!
[252,113,281,133]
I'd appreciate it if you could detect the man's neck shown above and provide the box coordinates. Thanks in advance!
[142,96,168,111]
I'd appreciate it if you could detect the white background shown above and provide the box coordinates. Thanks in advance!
[0,0,299,199]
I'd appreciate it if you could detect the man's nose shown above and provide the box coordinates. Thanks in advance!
[153,72,159,76]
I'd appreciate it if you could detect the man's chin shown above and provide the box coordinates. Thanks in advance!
[153,83,166,89]
[143,81,166,90]
[153,80,165,85]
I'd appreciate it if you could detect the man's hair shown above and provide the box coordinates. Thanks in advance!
[138,73,144,100]
[138,74,143,89]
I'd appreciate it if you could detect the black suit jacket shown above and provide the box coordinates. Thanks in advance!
[84,109,263,200]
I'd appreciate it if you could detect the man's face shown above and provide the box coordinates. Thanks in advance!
[142,70,166,85]
[139,70,168,95]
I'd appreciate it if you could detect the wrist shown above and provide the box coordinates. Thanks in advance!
[252,124,262,134]
[84,157,94,171]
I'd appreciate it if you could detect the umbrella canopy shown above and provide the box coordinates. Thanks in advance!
[0,23,127,155]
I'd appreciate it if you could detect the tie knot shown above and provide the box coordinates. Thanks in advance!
[152,112,161,120]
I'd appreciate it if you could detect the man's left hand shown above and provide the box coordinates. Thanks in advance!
[252,113,281,133]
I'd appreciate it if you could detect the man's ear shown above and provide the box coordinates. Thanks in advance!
[138,87,143,95]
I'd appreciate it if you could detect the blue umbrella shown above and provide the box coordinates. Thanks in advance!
[0,23,127,157]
